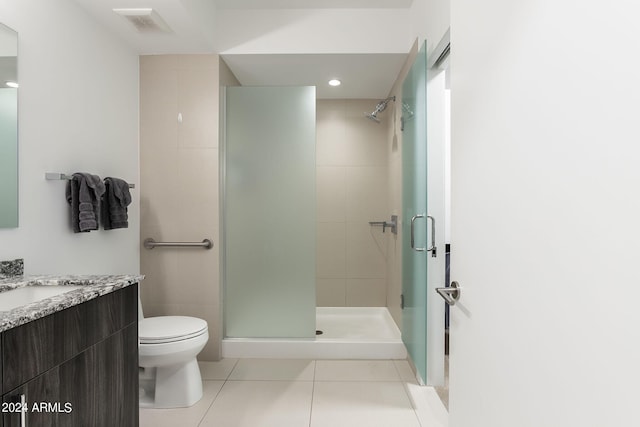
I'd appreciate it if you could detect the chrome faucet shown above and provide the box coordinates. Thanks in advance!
[368,215,398,235]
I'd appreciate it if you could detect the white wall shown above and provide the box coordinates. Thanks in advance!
[425,64,447,386]
[449,1,640,426]
[215,8,414,54]
[0,0,139,275]
[411,0,449,55]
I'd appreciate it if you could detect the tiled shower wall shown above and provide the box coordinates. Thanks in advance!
[316,100,390,307]
[139,55,238,361]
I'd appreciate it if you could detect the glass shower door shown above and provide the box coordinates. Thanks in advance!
[402,42,429,382]
[224,86,316,338]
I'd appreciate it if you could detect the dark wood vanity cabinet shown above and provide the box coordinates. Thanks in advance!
[1,285,139,427]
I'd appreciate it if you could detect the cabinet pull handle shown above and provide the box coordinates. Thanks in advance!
[20,394,27,427]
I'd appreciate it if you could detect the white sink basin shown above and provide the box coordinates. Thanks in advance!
[0,285,85,312]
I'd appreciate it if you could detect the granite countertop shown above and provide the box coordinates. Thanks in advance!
[0,275,144,332]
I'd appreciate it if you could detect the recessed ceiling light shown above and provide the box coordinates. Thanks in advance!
[328,79,341,87]
[5,81,18,88]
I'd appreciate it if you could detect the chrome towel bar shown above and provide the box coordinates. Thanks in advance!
[46,172,135,189]
[143,238,213,250]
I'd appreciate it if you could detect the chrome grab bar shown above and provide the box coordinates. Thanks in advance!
[410,214,425,252]
[436,281,460,306]
[143,238,213,250]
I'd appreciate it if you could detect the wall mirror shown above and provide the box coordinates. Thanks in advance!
[0,23,17,228]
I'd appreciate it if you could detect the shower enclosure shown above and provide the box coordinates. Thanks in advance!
[223,86,317,339]
[221,86,405,359]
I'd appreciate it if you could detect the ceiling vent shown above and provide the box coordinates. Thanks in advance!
[113,8,172,33]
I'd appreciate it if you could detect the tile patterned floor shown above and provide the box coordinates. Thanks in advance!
[139,359,448,427]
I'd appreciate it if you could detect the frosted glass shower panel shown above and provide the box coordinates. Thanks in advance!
[225,86,316,338]
[402,42,429,383]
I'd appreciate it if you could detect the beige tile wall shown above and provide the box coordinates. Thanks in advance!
[141,71,395,354]
[316,100,391,307]
[140,54,222,361]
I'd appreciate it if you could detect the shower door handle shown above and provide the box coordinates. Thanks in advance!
[410,214,425,252]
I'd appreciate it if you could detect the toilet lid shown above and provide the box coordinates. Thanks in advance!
[139,316,208,344]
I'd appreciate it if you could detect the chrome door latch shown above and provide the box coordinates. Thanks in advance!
[426,215,436,258]
[436,281,460,306]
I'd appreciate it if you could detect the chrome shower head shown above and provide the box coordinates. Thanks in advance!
[365,112,381,123]
[364,96,395,123]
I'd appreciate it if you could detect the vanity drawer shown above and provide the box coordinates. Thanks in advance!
[1,285,137,394]
[85,284,137,347]
[2,304,84,394]
[2,322,138,427]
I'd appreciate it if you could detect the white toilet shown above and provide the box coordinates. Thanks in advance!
[138,301,209,408]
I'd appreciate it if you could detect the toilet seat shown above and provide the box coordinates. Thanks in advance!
[139,316,208,344]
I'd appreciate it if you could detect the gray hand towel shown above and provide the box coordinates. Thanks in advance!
[65,173,105,232]
[101,177,132,230]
